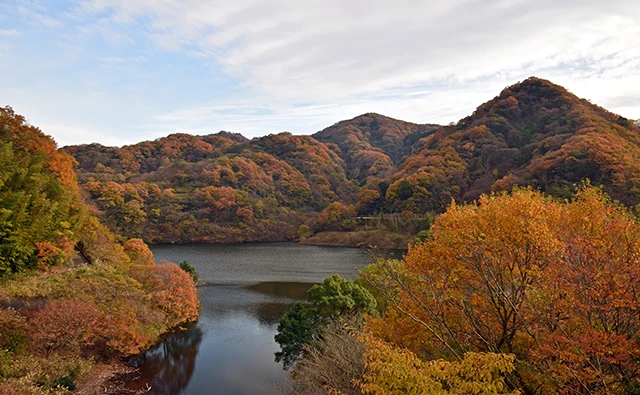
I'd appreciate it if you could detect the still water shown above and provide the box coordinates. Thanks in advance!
[125,243,373,395]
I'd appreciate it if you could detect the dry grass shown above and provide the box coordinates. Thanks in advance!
[284,328,364,395]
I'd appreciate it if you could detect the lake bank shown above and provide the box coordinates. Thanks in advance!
[121,243,371,394]
[300,230,412,249]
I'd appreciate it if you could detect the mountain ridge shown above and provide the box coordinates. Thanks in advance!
[63,77,640,243]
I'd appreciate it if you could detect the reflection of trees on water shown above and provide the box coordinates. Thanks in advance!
[254,302,292,325]
[248,282,313,325]
[247,282,313,300]
[128,323,203,394]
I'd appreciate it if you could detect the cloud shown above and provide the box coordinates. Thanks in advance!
[4,0,640,145]
[71,0,640,100]
[17,3,64,28]
[0,29,21,37]
[36,122,132,148]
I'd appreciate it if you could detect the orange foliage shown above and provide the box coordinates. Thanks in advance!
[123,238,155,266]
[143,262,199,327]
[316,201,355,230]
[369,187,640,393]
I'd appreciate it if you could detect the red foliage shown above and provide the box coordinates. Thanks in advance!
[29,299,101,356]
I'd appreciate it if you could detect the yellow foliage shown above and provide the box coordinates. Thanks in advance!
[358,333,519,395]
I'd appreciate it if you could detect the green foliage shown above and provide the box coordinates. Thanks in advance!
[179,260,199,284]
[275,274,376,369]
[0,146,71,274]
[297,224,312,238]
[414,229,431,243]
[307,274,377,318]
[274,302,320,369]
[0,107,84,275]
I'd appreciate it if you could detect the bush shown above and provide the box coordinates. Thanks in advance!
[29,299,101,356]
[179,260,199,284]
[144,262,199,327]
[0,308,29,354]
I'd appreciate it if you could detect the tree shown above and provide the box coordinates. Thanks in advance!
[143,262,200,328]
[179,260,199,284]
[275,274,376,369]
[366,187,640,393]
[359,333,518,395]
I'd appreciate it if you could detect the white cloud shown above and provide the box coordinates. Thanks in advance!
[5,0,640,145]
[17,4,63,28]
[0,29,21,37]
[71,0,640,101]
[37,122,133,148]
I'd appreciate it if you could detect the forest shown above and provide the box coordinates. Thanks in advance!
[0,107,199,393]
[277,186,640,394]
[2,76,640,394]
[64,77,640,247]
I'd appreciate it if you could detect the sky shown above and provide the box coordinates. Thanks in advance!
[1,0,639,147]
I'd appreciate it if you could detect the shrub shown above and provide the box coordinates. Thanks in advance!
[29,299,101,356]
[144,262,199,327]
[179,260,199,284]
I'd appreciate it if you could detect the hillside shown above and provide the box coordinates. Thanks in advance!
[312,113,438,183]
[381,77,640,214]
[0,106,199,394]
[65,131,357,243]
[64,77,640,244]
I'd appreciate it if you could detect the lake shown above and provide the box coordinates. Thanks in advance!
[125,243,376,395]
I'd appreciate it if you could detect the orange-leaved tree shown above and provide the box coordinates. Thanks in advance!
[366,186,640,394]
[142,262,199,328]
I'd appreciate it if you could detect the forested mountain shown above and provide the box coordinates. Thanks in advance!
[382,77,640,214]
[64,77,640,244]
[312,113,438,182]
[65,131,357,243]
[0,106,199,393]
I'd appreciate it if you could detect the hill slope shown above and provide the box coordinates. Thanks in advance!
[64,77,640,243]
[0,106,199,394]
[312,113,438,183]
[381,77,640,214]
[65,131,357,243]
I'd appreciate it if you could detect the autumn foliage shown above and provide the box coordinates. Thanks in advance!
[142,262,200,327]
[359,333,517,395]
[0,107,201,393]
[366,186,640,393]
[30,299,101,356]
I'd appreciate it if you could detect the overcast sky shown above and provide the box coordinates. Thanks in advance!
[1,0,639,147]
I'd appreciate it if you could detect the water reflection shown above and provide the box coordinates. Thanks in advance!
[128,324,203,394]
[125,243,370,395]
[254,302,295,326]
[246,281,313,300]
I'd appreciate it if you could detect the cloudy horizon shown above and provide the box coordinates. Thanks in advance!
[1,0,639,147]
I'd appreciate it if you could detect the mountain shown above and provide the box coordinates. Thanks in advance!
[65,131,357,243]
[381,77,640,214]
[313,113,438,183]
[64,77,640,244]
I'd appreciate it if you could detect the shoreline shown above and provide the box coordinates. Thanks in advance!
[147,230,413,250]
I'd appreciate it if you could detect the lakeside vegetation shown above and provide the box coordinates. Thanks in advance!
[278,186,640,394]
[3,76,640,394]
[0,107,199,394]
